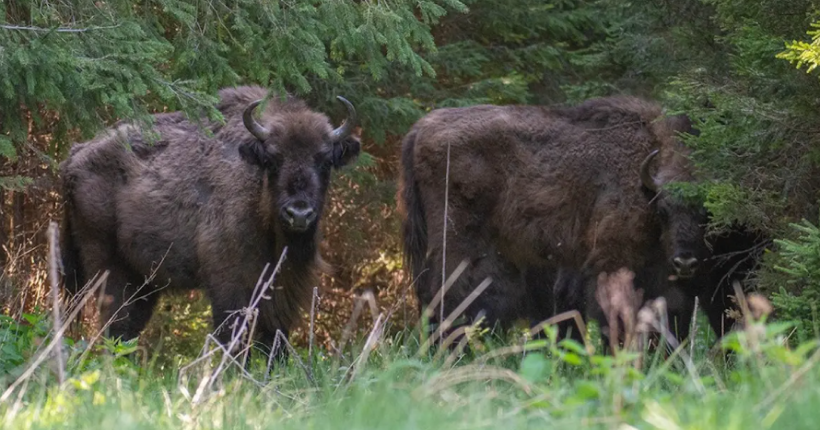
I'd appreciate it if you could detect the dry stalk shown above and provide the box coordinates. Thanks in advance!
[413,364,534,399]
[189,247,289,400]
[594,269,643,357]
[441,141,452,334]
[0,270,108,403]
[475,343,553,365]
[379,267,427,333]
[443,335,471,368]
[76,277,169,368]
[756,347,820,411]
[432,325,468,362]
[346,313,385,383]
[419,276,492,356]
[274,329,315,383]
[308,286,319,365]
[636,297,705,395]
[336,293,366,359]
[689,295,699,359]
[528,310,594,355]
[362,288,379,322]
[179,334,268,390]
[732,281,778,392]
[240,308,260,369]
[394,267,428,328]
[265,330,283,380]
[74,242,174,365]
[422,258,469,321]
[46,221,65,384]
[2,376,31,428]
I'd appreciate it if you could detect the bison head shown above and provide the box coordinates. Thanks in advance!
[238,96,360,234]
[640,149,709,279]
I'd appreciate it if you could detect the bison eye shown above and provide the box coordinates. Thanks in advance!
[266,152,283,170]
[315,153,333,170]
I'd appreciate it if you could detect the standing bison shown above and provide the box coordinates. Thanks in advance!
[60,86,360,358]
[399,96,709,339]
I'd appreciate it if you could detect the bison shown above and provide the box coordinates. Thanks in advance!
[60,85,360,359]
[670,224,769,340]
[398,96,710,341]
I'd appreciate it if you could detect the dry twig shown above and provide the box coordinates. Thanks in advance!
[0,270,108,403]
[46,221,65,384]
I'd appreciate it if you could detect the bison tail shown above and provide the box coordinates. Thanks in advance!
[59,174,85,297]
[398,127,428,285]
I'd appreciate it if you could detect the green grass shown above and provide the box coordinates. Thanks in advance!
[2,312,820,430]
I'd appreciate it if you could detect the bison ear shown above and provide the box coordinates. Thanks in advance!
[238,140,270,167]
[332,136,361,168]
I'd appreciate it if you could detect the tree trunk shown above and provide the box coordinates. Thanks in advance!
[12,191,24,250]
[0,188,6,269]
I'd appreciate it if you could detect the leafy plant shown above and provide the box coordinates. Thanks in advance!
[0,311,50,380]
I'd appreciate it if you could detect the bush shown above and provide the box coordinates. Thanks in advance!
[771,217,820,342]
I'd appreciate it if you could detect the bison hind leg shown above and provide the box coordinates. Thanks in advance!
[99,265,161,345]
[437,251,528,342]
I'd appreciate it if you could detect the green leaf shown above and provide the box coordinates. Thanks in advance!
[518,353,549,383]
[574,381,600,400]
[560,352,583,366]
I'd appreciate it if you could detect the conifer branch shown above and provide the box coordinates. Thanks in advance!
[0,24,120,33]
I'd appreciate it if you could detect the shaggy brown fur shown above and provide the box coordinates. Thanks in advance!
[399,96,709,334]
[60,85,360,358]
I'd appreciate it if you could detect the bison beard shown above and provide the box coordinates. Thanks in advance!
[59,85,360,363]
[399,96,710,347]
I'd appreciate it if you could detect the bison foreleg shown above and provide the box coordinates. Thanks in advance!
[551,268,589,344]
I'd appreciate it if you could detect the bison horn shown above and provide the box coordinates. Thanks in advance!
[330,96,358,142]
[640,149,661,192]
[243,99,270,141]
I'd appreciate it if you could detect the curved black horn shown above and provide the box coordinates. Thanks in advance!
[330,96,357,142]
[243,100,270,141]
[640,149,660,192]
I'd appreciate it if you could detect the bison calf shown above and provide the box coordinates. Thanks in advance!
[60,85,360,360]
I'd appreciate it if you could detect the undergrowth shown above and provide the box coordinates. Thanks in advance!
[1,301,819,430]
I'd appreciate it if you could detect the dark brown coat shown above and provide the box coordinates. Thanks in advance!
[60,86,360,357]
[399,96,709,332]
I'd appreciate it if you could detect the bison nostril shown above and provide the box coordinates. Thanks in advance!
[284,205,316,228]
[673,257,699,271]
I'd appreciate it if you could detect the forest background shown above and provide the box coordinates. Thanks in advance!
[2,0,820,365]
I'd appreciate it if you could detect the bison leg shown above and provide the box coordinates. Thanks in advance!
[207,289,253,352]
[635,282,696,354]
[552,268,588,343]
[204,290,286,369]
[98,265,160,343]
[257,328,290,367]
[699,288,737,340]
[523,266,558,330]
[75,236,158,343]
[422,243,527,339]
[660,287,696,343]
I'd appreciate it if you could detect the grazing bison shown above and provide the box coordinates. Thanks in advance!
[523,223,769,349]
[679,225,769,339]
[399,96,709,339]
[60,85,360,358]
